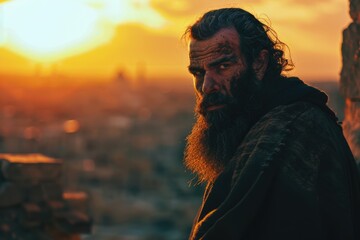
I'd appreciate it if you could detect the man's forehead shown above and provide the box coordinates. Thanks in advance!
[189,28,240,60]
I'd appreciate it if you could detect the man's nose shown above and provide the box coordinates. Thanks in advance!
[202,73,220,94]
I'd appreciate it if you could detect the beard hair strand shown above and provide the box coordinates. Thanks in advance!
[184,68,263,184]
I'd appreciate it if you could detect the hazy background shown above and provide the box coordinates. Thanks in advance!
[0,0,350,239]
[0,0,351,81]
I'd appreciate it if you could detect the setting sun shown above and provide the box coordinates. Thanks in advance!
[0,0,165,62]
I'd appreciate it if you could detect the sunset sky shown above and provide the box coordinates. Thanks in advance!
[0,0,352,82]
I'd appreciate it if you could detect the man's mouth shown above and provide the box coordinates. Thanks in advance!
[206,104,226,111]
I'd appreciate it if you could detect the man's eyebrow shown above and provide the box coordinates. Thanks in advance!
[187,54,237,73]
[208,55,237,67]
[187,65,203,73]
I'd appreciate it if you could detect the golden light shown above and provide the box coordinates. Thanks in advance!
[0,0,165,62]
[63,191,88,200]
[0,0,348,81]
[23,126,40,140]
[0,153,61,163]
[63,119,80,134]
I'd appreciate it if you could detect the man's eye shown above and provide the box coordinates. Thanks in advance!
[192,71,204,77]
[219,63,230,70]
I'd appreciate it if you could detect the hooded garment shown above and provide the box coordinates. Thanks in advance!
[189,77,360,240]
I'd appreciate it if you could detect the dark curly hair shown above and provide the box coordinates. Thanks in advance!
[184,8,294,80]
[350,0,360,21]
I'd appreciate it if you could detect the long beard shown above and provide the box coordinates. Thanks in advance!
[184,69,263,184]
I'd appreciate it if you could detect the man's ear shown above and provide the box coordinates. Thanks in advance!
[252,50,269,81]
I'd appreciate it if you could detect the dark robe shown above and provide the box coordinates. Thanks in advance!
[189,77,360,240]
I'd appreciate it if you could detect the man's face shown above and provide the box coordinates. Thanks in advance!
[188,28,249,125]
[185,27,264,183]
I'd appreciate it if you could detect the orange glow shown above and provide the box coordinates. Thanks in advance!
[1,0,111,62]
[63,191,88,200]
[63,120,80,134]
[0,0,351,81]
[0,0,165,62]
[0,153,61,163]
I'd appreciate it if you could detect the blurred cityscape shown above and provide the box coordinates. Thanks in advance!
[0,73,344,240]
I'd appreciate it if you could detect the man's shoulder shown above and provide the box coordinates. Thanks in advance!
[249,101,338,139]
[230,101,334,194]
[234,101,341,172]
[231,101,343,189]
[231,102,325,178]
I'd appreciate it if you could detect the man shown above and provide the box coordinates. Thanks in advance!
[184,8,360,240]
[340,0,360,168]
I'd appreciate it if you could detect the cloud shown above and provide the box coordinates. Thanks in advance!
[286,0,338,6]
[60,23,190,78]
[88,0,166,28]
[150,0,264,19]
[267,0,349,50]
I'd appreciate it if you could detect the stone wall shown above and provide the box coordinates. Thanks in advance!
[340,0,360,166]
[0,154,91,240]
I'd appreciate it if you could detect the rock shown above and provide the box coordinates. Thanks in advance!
[0,154,62,183]
[0,182,23,207]
[22,182,63,202]
[340,0,360,166]
[0,154,91,238]
[63,191,89,213]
